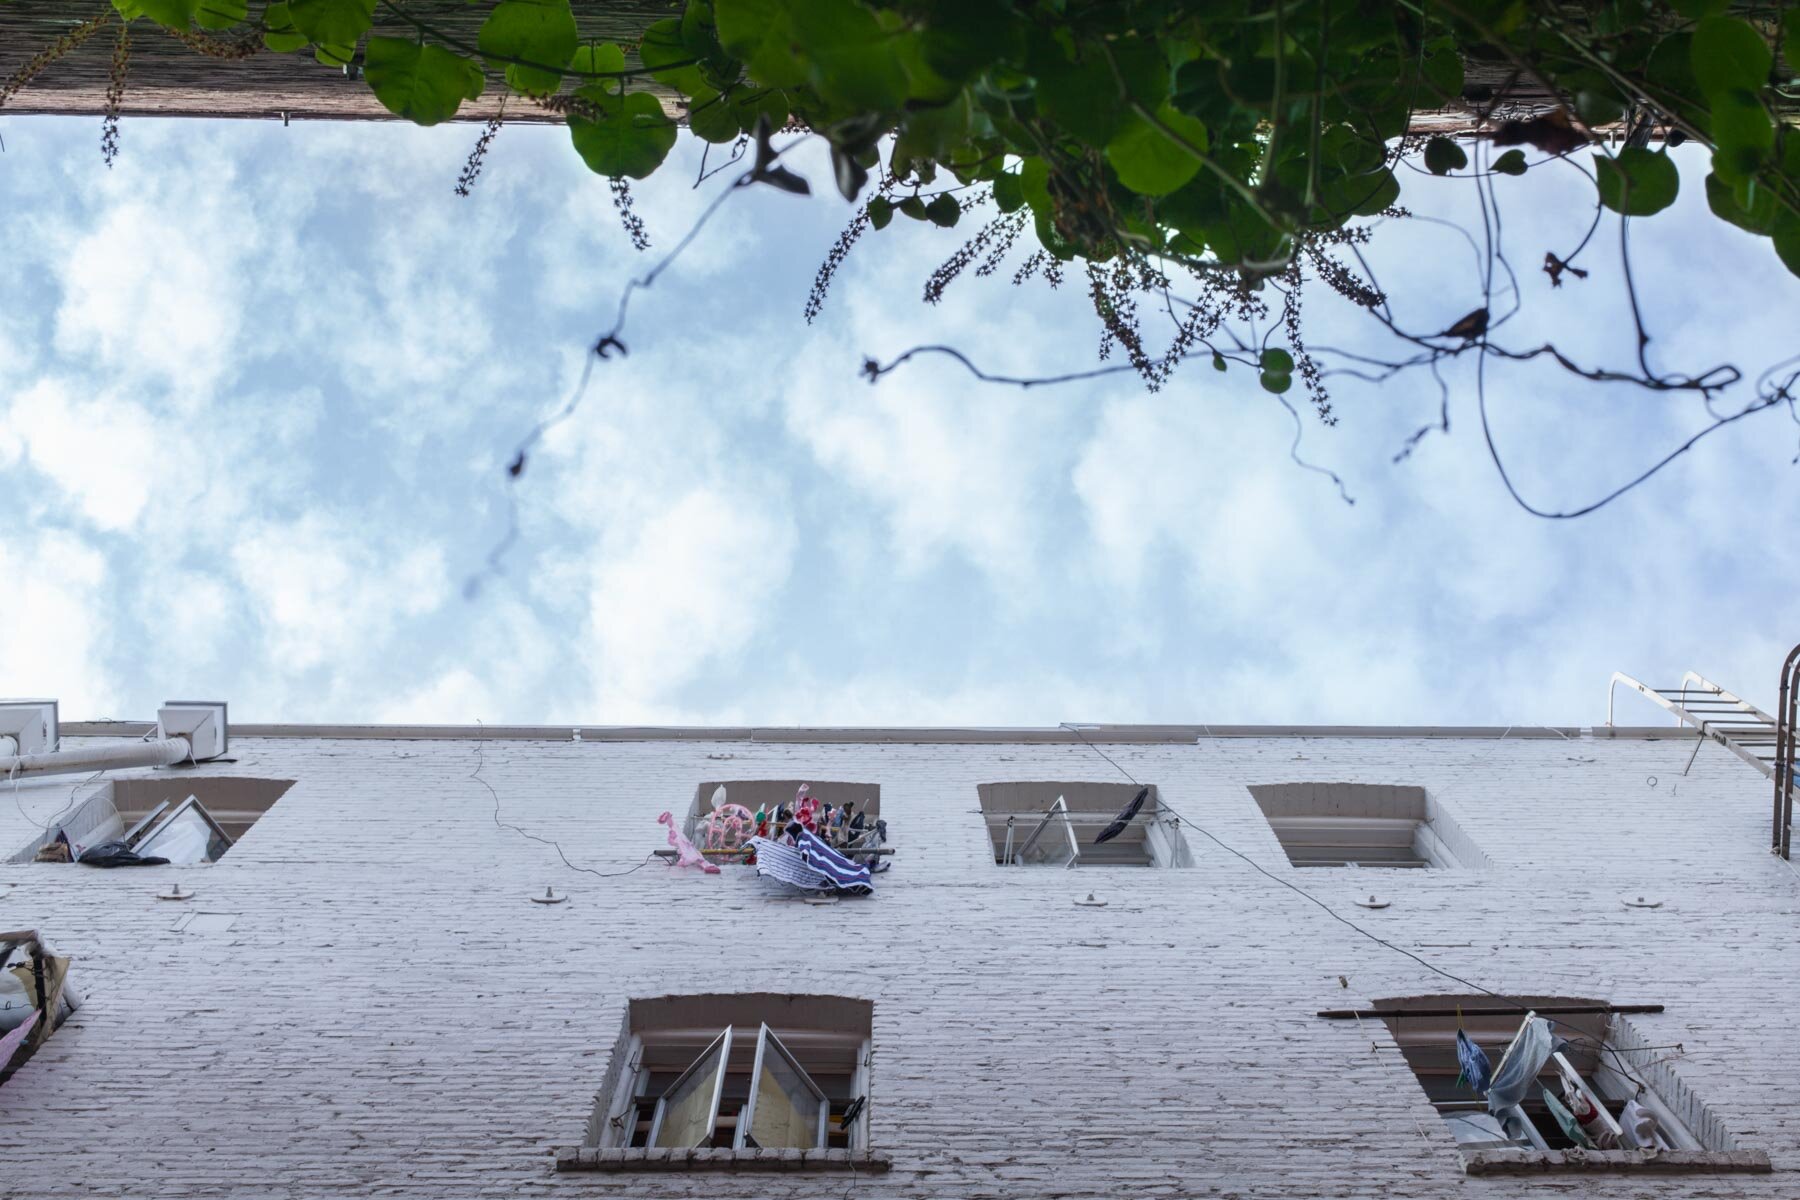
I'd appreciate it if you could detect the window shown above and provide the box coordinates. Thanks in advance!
[682,780,883,861]
[11,777,295,865]
[568,994,884,1173]
[1246,782,1485,868]
[978,781,1192,867]
[1364,994,1767,1174]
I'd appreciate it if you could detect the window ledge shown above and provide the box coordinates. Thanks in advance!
[555,1147,892,1174]
[1462,1148,1771,1176]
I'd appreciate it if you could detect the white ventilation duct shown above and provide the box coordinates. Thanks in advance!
[0,701,227,781]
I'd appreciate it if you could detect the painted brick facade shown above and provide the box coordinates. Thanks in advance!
[1,724,1794,1198]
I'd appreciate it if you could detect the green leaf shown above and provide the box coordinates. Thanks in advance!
[685,87,740,143]
[991,172,1024,213]
[1105,105,1207,196]
[1708,88,1774,181]
[867,196,893,230]
[1212,353,1227,372]
[1422,48,1463,100]
[1787,18,1800,77]
[918,0,1018,82]
[790,0,909,110]
[714,0,808,89]
[1032,43,1126,145]
[731,88,788,135]
[288,0,373,48]
[1423,136,1467,175]
[639,16,707,94]
[1705,170,1775,233]
[1261,348,1294,374]
[314,43,354,67]
[1672,0,1728,18]
[568,88,677,179]
[1574,88,1625,128]
[898,195,928,220]
[1691,16,1771,98]
[195,0,246,30]
[1018,156,1051,213]
[1774,210,1800,279]
[1492,148,1528,176]
[1259,370,1293,394]
[1594,146,1680,216]
[363,37,485,126]
[570,42,626,91]
[926,192,961,227]
[262,1,309,51]
[113,0,198,26]
[479,0,578,96]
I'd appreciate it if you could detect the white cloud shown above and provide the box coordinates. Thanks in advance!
[0,532,117,715]
[5,379,170,531]
[588,488,797,714]
[229,516,447,673]
[50,197,247,398]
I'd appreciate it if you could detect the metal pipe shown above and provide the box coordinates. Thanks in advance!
[1778,644,1800,859]
[0,737,190,780]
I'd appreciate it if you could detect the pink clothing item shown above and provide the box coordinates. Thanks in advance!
[0,1008,39,1073]
[657,811,720,874]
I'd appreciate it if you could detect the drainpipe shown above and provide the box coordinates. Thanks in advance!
[0,736,194,780]
[0,700,228,781]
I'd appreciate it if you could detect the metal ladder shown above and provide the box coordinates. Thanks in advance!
[1608,664,1797,859]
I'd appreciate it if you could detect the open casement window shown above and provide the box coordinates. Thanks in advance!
[736,1024,830,1150]
[1009,796,1080,867]
[593,995,873,1156]
[10,777,292,864]
[979,781,1192,867]
[645,1025,833,1151]
[1372,996,1731,1163]
[131,796,234,865]
[648,1028,733,1150]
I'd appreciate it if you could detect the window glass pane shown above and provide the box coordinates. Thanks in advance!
[135,798,231,865]
[1017,797,1078,867]
[746,1028,826,1149]
[651,1030,730,1149]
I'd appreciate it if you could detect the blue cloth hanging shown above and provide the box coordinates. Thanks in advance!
[1456,1029,1492,1094]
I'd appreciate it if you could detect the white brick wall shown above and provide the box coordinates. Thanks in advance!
[0,726,1793,1197]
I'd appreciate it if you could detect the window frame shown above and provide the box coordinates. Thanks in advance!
[133,795,235,865]
[734,1022,830,1151]
[1014,796,1080,868]
[646,1026,733,1150]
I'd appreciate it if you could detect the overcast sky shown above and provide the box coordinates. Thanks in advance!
[1,115,1796,727]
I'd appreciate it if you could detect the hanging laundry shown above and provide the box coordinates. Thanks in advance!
[748,831,875,896]
[1555,1062,1616,1148]
[1455,1029,1492,1094]
[1541,1086,1595,1148]
[1486,1016,1555,1114]
[656,812,720,875]
[1093,787,1150,844]
[797,830,873,894]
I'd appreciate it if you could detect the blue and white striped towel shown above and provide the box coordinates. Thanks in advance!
[749,832,874,896]
[797,830,873,895]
